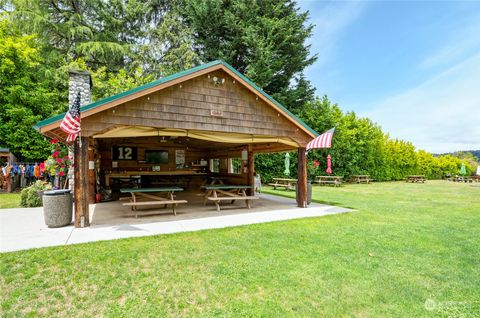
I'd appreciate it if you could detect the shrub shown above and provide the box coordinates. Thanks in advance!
[20,181,52,207]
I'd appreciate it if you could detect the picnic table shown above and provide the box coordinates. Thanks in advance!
[120,187,187,218]
[201,185,258,212]
[405,175,426,183]
[105,170,207,187]
[451,176,473,183]
[471,176,480,182]
[268,178,297,190]
[447,176,473,183]
[350,175,373,184]
[315,175,343,187]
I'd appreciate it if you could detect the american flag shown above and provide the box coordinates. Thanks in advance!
[60,92,81,142]
[306,128,335,151]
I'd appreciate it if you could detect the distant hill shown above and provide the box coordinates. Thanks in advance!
[470,150,480,161]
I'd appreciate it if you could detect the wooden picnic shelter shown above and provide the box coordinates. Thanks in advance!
[35,61,318,227]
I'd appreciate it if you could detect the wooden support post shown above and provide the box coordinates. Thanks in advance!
[74,137,90,227]
[297,147,307,208]
[87,140,95,204]
[6,174,11,193]
[247,144,254,196]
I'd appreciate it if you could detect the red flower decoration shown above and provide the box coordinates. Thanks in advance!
[59,171,65,177]
[50,138,58,144]
[52,151,60,158]
[61,164,66,168]
[313,160,320,168]
[56,158,63,163]
[64,155,70,160]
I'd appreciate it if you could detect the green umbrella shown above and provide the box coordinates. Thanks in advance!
[284,153,290,176]
[459,163,466,176]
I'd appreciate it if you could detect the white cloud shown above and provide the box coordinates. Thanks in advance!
[418,18,480,70]
[366,52,480,153]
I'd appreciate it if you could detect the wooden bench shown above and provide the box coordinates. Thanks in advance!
[405,175,426,183]
[120,187,187,218]
[268,178,297,190]
[350,175,372,184]
[315,176,343,187]
[451,176,473,183]
[201,185,259,212]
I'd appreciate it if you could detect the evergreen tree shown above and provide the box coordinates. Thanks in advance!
[180,0,317,111]
[8,0,200,77]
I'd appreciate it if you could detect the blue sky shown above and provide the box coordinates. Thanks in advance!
[298,0,480,153]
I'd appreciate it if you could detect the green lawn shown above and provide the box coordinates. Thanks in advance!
[1,181,479,317]
[0,193,21,209]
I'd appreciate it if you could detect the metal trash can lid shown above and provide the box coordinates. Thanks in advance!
[44,189,71,196]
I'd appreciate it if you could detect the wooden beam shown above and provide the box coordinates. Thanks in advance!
[297,147,307,208]
[6,174,11,193]
[45,130,65,142]
[251,145,297,154]
[74,137,90,227]
[247,145,254,196]
[88,139,95,204]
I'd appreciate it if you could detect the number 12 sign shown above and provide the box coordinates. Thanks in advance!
[112,146,137,160]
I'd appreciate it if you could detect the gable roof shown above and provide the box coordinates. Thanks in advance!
[35,60,318,138]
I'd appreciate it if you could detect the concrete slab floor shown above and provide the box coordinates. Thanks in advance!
[0,192,352,253]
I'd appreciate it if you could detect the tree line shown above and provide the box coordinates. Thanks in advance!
[0,0,477,179]
[257,96,478,182]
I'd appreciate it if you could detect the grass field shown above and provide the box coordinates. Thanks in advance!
[1,181,479,317]
[0,193,21,209]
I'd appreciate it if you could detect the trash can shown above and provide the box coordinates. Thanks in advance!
[296,180,312,206]
[43,189,73,228]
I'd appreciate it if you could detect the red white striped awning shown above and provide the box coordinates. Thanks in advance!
[306,128,335,151]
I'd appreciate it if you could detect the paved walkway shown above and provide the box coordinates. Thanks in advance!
[0,194,351,253]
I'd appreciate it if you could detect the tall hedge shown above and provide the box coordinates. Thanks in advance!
[255,96,478,182]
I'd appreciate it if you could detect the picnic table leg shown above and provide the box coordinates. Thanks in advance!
[160,192,170,209]
[231,188,240,204]
[212,190,220,212]
[130,193,138,218]
[204,189,212,205]
[169,192,177,215]
[241,189,251,208]
[130,193,135,211]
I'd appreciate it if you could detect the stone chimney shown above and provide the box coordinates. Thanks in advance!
[68,70,92,107]
[68,70,92,191]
